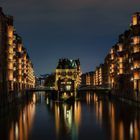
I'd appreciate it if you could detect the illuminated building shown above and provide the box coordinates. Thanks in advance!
[0,7,35,106]
[81,64,108,88]
[55,58,81,98]
[103,12,140,101]
[92,64,108,87]
[81,72,93,86]
[130,12,140,99]
[82,12,140,101]
[81,64,107,87]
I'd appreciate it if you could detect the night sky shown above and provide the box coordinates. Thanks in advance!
[0,0,140,75]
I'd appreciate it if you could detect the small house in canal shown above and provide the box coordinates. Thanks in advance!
[55,58,81,99]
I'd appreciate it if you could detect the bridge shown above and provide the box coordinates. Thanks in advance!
[26,87,57,92]
[78,85,111,92]
[27,86,110,92]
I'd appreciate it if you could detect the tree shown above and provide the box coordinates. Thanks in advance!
[44,74,55,87]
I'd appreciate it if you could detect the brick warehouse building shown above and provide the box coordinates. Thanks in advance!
[0,8,35,106]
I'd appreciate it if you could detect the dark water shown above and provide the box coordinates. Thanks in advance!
[0,91,140,140]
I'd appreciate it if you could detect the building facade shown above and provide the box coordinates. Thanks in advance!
[0,7,35,106]
[55,58,81,98]
[81,64,107,88]
[103,12,140,101]
[81,72,94,86]
[81,12,140,102]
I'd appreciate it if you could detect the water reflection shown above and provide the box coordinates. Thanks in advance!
[45,96,81,140]
[0,91,140,140]
[0,93,36,140]
[91,92,140,140]
[45,91,140,140]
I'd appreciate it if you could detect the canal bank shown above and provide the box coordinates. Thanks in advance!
[78,87,140,108]
[108,92,140,108]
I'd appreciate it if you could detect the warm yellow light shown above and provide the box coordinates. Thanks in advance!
[134,61,140,69]
[133,46,140,53]
[119,69,123,74]
[118,44,123,51]
[132,15,138,25]
[134,72,140,80]
[8,26,13,38]
[119,64,123,69]
[8,63,13,69]
[133,37,140,45]
[119,57,123,63]
[8,72,13,80]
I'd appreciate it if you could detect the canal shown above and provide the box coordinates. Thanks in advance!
[0,91,140,140]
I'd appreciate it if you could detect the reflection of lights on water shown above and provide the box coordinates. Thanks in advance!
[108,103,115,140]
[86,92,91,104]
[33,93,36,103]
[66,110,69,118]
[109,103,111,117]
[46,98,49,105]
[130,123,134,139]
[55,104,60,135]
[74,102,81,127]
[66,108,72,128]
[119,122,124,140]
[64,104,67,120]
[9,101,36,140]
[93,93,98,102]
[96,101,103,127]
[15,123,19,140]
[134,120,139,140]
[94,94,103,127]
[50,101,53,109]
[71,92,73,96]
[23,113,26,123]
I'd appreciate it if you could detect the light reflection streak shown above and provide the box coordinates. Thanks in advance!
[119,121,124,140]
[47,95,82,140]
[9,94,36,140]
[130,122,133,139]
[2,92,140,140]
[54,103,60,135]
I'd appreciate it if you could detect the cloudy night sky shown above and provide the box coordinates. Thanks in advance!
[0,0,140,75]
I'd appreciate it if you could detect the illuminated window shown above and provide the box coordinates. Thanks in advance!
[133,37,140,45]
[8,38,13,45]
[118,44,123,52]
[110,49,114,54]
[119,64,123,69]
[119,57,123,63]
[119,69,123,74]
[133,46,140,53]
[9,47,13,54]
[134,61,140,69]
[18,45,22,52]
[132,15,138,25]
[8,63,13,69]
[8,72,13,80]
[8,54,13,60]
[134,72,140,80]
[111,64,114,68]
[8,26,13,37]
[111,54,114,60]
[66,85,71,91]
